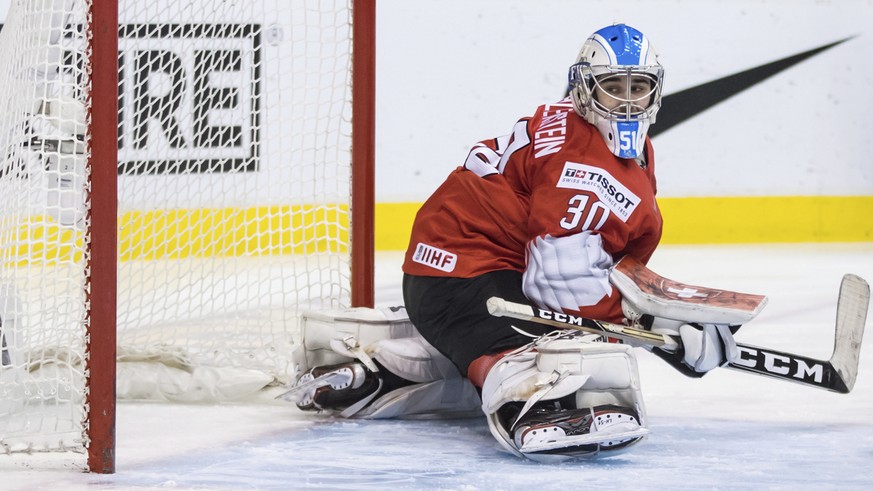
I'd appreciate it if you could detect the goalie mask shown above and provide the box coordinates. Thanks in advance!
[568,24,664,159]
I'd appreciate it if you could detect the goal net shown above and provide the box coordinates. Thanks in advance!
[0,0,373,470]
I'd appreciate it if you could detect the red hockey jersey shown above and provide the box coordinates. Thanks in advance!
[403,99,662,321]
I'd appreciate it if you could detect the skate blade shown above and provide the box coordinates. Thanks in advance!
[519,425,649,454]
[274,369,354,403]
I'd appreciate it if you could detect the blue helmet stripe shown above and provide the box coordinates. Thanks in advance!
[595,24,646,66]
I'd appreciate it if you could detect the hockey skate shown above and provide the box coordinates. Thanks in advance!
[283,362,381,412]
[511,403,648,456]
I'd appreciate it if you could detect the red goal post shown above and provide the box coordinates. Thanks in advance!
[88,0,119,474]
[0,0,375,474]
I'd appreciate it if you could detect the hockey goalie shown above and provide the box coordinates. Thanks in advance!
[280,23,754,461]
[280,22,867,462]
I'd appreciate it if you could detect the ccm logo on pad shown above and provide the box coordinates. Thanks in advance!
[412,243,457,273]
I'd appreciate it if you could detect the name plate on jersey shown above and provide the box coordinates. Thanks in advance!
[556,162,640,222]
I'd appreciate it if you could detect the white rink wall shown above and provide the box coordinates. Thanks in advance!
[375,0,873,200]
[2,0,871,203]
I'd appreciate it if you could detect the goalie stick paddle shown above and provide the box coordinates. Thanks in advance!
[487,274,870,393]
[728,274,869,393]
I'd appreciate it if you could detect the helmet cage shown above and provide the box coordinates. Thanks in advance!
[569,62,664,124]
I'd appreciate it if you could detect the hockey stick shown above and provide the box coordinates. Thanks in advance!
[486,296,676,347]
[487,274,869,393]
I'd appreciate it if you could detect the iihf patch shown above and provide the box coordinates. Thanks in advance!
[412,243,457,273]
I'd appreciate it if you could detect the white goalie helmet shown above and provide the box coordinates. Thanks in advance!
[568,24,664,159]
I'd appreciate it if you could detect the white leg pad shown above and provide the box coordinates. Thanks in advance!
[481,332,648,460]
[356,378,481,419]
[358,336,480,419]
[537,338,646,414]
[297,306,416,373]
[294,306,480,419]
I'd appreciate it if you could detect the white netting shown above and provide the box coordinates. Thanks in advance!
[1,0,356,455]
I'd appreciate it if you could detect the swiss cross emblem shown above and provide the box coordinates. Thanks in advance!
[667,287,708,299]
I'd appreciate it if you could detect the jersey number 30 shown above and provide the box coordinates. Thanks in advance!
[559,194,609,231]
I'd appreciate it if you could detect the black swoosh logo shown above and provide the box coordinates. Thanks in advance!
[650,37,853,137]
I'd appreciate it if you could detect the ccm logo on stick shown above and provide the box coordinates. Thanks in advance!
[733,346,825,383]
[537,309,589,327]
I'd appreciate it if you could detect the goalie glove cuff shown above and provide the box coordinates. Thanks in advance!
[647,322,738,377]
[622,300,740,376]
[679,323,738,373]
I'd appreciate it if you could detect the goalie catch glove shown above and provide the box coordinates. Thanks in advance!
[633,311,740,378]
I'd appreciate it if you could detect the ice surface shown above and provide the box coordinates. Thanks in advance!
[2,244,873,490]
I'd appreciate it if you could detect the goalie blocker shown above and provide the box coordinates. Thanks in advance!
[613,256,768,377]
